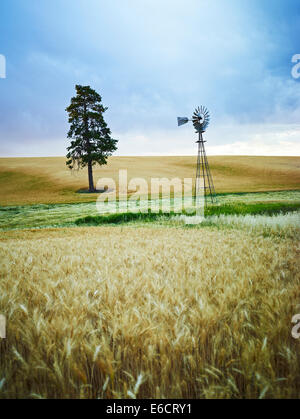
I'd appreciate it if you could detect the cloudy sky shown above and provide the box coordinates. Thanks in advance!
[0,0,300,156]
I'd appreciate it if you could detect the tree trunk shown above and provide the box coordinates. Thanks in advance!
[88,161,95,192]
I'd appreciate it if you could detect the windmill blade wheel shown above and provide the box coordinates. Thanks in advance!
[192,106,210,133]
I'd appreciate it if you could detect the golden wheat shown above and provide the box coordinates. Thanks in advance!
[1,156,299,205]
[0,226,299,399]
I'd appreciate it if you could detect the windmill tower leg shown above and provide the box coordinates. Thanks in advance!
[195,132,217,206]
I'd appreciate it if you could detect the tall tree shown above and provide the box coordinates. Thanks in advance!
[66,85,118,192]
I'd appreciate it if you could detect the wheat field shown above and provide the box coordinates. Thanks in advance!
[0,225,299,399]
[1,156,299,205]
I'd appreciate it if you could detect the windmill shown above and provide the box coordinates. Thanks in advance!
[177,106,217,206]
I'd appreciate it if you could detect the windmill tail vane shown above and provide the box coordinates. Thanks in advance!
[177,117,189,127]
[177,106,217,205]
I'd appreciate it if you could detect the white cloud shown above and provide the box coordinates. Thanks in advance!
[1,122,299,157]
[115,122,300,156]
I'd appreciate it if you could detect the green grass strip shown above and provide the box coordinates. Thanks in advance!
[75,202,300,225]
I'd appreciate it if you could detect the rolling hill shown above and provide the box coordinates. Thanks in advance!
[0,156,299,205]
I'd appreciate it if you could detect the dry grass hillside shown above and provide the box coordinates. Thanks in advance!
[0,156,299,205]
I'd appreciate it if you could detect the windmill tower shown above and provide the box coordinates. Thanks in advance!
[177,106,217,205]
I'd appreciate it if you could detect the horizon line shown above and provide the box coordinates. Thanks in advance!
[0,154,300,159]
